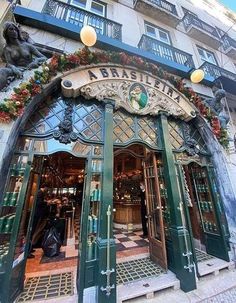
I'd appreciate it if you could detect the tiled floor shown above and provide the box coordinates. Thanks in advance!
[116,257,164,285]
[16,272,74,302]
[114,229,149,251]
[195,248,215,263]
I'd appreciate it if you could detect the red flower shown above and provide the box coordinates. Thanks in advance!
[67,54,80,65]
[0,111,11,123]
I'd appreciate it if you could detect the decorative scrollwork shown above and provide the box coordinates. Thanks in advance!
[182,123,199,156]
[80,80,187,118]
[53,100,78,144]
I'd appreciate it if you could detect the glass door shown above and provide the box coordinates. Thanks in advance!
[143,152,167,270]
[0,153,36,303]
[177,162,229,262]
[78,157,103,302]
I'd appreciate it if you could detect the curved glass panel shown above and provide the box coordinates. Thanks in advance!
[24,96,66,135]
[33,138,92,156]
[169,118,209,154]
[23,94,104,143]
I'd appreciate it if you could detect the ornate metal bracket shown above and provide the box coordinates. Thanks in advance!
[53,100,78,144]
[100,205,115,297]
[178,202,195,273]
[101,269,115,296]
[182,123,199,156]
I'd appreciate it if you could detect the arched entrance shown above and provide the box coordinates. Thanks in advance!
[0,64,230,303]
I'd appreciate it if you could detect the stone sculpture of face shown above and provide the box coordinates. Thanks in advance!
[6,24,19,40]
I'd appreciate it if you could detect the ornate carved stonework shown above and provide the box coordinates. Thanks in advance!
[80,80,186,118]
[53,100,78,144]
[61,65,197,121]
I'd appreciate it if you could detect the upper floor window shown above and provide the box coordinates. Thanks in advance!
[71,0,106,16]
[68,0,106,34]
[145,22,171,45]
[197,46,217,65]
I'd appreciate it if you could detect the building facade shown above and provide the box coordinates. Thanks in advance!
[0,0,236,302]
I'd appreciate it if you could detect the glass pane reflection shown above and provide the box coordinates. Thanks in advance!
[33,138,91,156]
[16,138,32,151]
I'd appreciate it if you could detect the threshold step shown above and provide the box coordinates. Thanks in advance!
[117,270,180,303]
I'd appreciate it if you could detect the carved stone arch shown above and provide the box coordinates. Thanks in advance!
[61,64,197,122]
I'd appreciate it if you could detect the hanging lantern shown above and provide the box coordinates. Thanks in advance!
[190,69,205,83]
[80,25,97,47]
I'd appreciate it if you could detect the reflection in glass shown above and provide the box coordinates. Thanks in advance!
[113,111,135,143]
[16,138,32,151]
[138,118,157,147]
[33,138,91,156]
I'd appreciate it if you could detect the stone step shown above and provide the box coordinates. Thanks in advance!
[197,257,234,277]
[117,271,180,303]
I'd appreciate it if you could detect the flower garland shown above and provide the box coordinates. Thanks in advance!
[0,47,228,148]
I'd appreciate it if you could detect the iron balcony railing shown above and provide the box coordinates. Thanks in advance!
[200,61,236,81]
[135,0,178,16]
[138,34,195,68]
[182,12,220,39]
[42,0,122,41]
[222,35,236,51]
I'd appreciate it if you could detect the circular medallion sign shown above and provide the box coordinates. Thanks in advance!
[129,83,148,110]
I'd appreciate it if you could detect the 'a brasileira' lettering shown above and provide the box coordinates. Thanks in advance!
[86,67,184,104]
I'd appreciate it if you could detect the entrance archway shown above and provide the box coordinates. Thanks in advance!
[0,64,231,302]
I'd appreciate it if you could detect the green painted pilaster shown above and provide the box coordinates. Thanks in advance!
[159,113,196,292]
[97,102,116,303]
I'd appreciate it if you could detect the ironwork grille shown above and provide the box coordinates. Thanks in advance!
[23,96,104,142]
[42,0,122,40]
[137,117,158,146]
[24,96,67,135]
[113,111,158,147]
[189,128,208,154]
[168,120,184,149]
[168,119,208,154]
[73,103,103,141]
[113,111,135,143]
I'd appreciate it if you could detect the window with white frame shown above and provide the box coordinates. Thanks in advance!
[68,0,106,34]
[144,22,174,61]
[145,23,171,45]
[197,46,217,65]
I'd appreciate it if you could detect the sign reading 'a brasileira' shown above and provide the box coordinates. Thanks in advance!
[61,64,197,121]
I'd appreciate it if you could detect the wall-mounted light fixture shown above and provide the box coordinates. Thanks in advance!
[80,25,97,47]
[190,69,205,83]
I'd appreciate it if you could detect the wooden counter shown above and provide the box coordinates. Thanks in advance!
[114,200,141,225]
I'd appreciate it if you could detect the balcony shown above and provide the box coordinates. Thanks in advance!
[200,61,236,94]
[138,35,195,68]
[222,35,236,60]
[182,12,221,49]
[42,0,122,41]
[133,0,180,28]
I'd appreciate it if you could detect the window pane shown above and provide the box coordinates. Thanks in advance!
[91,1,105,16]
[198,48,205,58]
[197,47,216,65]
[159,30,170,44]
[146,25,156,37]
[72,0,86,8]
[206,52,216,64]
